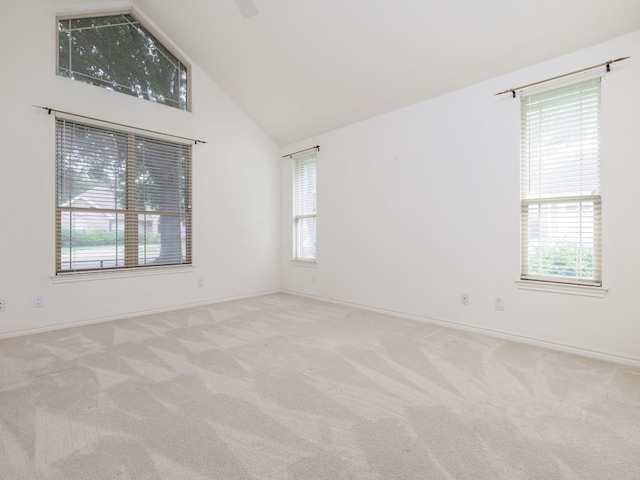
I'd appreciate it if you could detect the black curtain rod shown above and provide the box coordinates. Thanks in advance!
[34,105,207,144]
[495,57,630,98]
[282,145,320,159]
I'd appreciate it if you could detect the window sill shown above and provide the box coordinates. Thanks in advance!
[515,280,608,298]
[291,259,317,268]
[52,265,194,283]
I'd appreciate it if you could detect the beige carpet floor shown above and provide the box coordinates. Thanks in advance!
[0,293,638,479]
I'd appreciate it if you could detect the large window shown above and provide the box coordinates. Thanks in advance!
[58,12,188,110]
[56,118,192,274]
[293,152,317,261]
[520,77,601,286]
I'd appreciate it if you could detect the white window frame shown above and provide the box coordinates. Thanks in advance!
[293,151,317,263]
[519,76,602,288]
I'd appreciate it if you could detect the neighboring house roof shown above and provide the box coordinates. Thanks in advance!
[61,187,120,211]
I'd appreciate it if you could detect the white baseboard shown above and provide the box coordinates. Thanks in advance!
[4,287,638,368]
[0,289,281,341]
[281,289,640,368]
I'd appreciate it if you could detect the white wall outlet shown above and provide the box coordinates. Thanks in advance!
[197,278,204,288]
[495,298,504,311]
[0,299,5,312]
[461,293,469,305]
[34,296,45,308]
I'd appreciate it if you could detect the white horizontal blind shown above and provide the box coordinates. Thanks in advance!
[56,119,192,273]
[293,152,317,260]
[521,78,601,285]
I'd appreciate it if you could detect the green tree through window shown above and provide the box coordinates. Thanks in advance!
[58,13,188,110]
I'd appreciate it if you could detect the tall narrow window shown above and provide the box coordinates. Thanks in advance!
[58,13,188,110]
[56,118,192,274]
[293,152,317,261]
[521,77,601,286]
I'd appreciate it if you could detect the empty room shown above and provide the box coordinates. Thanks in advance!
[1,0,639,478]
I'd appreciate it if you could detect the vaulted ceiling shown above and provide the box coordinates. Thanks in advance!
[7,0,640,145]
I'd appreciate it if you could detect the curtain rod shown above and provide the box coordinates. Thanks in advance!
[282,145,320,159]
[33,105,207,144]
[495,56,630,98]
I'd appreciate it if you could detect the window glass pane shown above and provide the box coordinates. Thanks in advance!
[525,201,597,281]
[522,80,600,199]
[296,217,317,260]
[60,211,126,270]
[294,159,316,216]
[135,138,189,212]
[56,122,127,207]
[136,214,188,265]
[58,13,188,110]
[134,137,190,265]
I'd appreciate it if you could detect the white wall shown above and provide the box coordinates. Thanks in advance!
[0,3,281,337]
[281,31,640,365]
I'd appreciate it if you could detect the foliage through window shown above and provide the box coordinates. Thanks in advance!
[56,118,192,273]
[58,12,188,110]
[520,77,601,286]
[293,152,317,261]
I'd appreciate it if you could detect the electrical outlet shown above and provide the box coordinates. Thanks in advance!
[461,293,469,305]
[0,299,5,312]
[197,278,204,288]
[34,296,44,308]
[495,298,504,311]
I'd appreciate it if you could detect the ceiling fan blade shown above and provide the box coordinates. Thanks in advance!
[234,0,259,18]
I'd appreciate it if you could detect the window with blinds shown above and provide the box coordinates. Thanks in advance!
[56,118,192,274]
[520,77,601,286]
[293,152,317,261]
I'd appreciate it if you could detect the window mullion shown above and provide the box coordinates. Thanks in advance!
[125,133,138,267]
